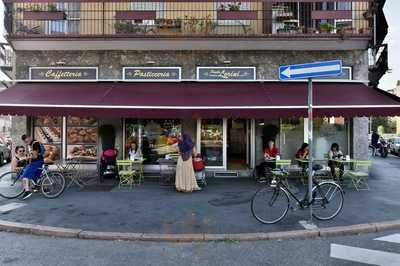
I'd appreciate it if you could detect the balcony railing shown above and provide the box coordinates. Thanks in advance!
[5,1,373,39]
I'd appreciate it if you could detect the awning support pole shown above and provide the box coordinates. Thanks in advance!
[308,78,313,222]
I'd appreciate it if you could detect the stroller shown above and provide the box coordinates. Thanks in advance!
[99,148,118,182]
[193,153,207,187]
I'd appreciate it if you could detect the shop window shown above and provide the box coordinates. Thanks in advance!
[125,119,181,164]
[33,116,62,163]
[130,2,165,26]
[201,119,224,167]
[313,117,348,159]
[67,117,97,162]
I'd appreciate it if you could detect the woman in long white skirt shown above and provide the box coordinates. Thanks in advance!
[175,134,201,192]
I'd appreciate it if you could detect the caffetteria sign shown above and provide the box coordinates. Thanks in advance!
[197,67,256,81]
[123,67,181,81]
[29,67,98,81]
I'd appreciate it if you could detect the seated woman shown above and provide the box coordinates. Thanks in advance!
[328,143,344,179]
[11,145,27,172]
[128,142,142,161]
[295,143,309,171]
[256,140,280,178]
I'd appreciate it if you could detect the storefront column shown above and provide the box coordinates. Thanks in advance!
[351,117,369,160]
[10,116,29,152]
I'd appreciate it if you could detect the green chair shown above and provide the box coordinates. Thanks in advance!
[117,160,137,189]
[131,160,144,185]
[345,160,371,191]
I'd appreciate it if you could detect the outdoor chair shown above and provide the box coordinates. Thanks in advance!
[345,160,371,191]
[117,160,140,189]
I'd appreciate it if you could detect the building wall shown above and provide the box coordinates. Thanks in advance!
[12,49,370,163]
[15,50,368,80]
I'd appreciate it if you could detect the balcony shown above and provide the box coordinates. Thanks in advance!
[4,1,374,51]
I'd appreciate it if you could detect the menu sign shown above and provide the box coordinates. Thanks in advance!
[29,67,98,81]
[197,67,256,81]
[123,67,181,81]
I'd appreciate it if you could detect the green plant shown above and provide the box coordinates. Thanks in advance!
[47,4,58,12]
[31,5,43,12]
[115,21,146,34]
[319,22,335,33]
[218,2,242,11]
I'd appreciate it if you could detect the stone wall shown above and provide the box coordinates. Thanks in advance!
[15,50,368,80]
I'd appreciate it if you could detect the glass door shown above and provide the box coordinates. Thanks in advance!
[198,119,226,168]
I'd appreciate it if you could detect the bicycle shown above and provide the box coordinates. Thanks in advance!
[0,164,66,199]
[251,166,344,224]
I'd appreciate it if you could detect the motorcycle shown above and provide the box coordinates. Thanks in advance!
[378,139,389,158]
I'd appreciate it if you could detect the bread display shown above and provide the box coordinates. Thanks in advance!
[43,144,61,162]
[67,117,97,127]
[67,127,97,144]
[67,145,97,160]
[34,116,61,126]
[34,127,61,144]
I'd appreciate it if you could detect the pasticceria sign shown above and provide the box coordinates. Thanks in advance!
[29,67,98,81]
[123,67,181,81]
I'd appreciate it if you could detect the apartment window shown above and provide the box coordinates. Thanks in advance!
[334,2,352,31]
[48,3,80,35]
[130,2,165,25]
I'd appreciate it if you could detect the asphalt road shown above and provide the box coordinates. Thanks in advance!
[0,230,400,266]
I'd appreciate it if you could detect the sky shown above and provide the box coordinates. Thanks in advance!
[379,0,400,90]
[0,1,398,87]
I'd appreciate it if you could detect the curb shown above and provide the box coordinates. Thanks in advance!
[0,219,399,242]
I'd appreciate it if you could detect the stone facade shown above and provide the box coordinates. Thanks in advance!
[15,50,368,80]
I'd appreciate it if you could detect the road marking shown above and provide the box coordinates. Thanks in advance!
[330,244,400,266]
[299,220,318,230]
[375,234,400,244]
[0,202,26,214]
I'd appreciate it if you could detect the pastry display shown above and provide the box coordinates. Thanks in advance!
[34,116,61,126]
[67,145,97,160]
[34,127,61,144]
[67,117,97,127]
[43,144,61,162]
[67,127,97,144]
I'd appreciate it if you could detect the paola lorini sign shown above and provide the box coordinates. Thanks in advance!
[29,67,98,81]
[197,67,256,81]
[123,67,181,81]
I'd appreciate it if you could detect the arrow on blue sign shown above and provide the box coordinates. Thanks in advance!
[279,60,342,80]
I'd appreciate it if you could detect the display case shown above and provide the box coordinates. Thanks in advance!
[67,117,98,161]
[33,116,62,162]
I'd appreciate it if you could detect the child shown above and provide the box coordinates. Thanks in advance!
[193,153,206,186]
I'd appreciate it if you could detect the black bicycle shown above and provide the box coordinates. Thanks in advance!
[251,168,344,224]
[0,164,66,199]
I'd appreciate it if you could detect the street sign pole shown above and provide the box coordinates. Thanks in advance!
[307,78,313,222]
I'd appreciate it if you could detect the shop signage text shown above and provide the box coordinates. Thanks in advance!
[29,67,98,81]
[197,67,256,81]
[123,67,181,81]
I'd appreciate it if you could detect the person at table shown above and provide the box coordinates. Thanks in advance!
[175,133,201,192]
[371,130,380,156]
[264,140,280,168]
[11,145,28,172]
[128,142,142,161]
[295,143,309,171]
[328,143,344,179]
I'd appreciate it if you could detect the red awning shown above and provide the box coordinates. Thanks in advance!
[0,81,399,118]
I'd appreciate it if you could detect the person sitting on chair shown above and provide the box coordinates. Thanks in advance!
[328,143,344,180]
[11,145,27,172]
[295,143,309,171]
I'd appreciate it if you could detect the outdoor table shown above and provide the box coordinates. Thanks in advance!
[55,158,85,189]
[331,158,356,177]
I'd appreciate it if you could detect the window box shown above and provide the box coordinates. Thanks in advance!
[23,11,66,21]
[115,11,157,20]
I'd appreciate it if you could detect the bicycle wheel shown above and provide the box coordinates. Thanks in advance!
[251,185,290,224]
[0,171,25,199]
[312,182,344,220]
[40,172,66,199]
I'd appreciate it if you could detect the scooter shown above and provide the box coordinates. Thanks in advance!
[378,139,389,158]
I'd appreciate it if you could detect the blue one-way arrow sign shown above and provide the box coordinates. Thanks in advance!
[279,60,342,80]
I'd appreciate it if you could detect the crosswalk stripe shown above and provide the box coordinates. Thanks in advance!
[330,244,400,266]
[375,234,400,244]
[0,202,26,214]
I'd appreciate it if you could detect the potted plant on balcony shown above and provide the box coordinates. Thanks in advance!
[319,22,335,34]
[23,4,66,21]
[115,21,147,34]
[155,18,182,35]
[217,2,257,21]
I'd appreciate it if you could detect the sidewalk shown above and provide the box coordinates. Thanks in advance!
[0,156,399,235]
